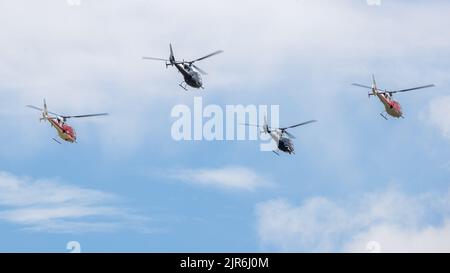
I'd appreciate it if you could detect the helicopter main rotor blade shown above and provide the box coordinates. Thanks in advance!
[62,113,109,119]
[280,120,317,130]
[388,84,435,94]
[192,64,207,75]
[26,105,61,117]
[26,105,44,112]
[142,56,170,62]
[283,130,296,139]
[239,123,262,128]
[351,83,372,89]
[190,50,224,63]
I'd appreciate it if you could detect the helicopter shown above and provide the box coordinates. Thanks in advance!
[26,100,108,144]
[242,117,317,155]
[352,74,435,119]
[142,44,223,90]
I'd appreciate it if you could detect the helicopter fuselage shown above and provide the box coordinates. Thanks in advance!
[278,137,295,154]
[46,116,77,143]
[268,129,295,154]
[173,63,203,88]
[374,90,403,118]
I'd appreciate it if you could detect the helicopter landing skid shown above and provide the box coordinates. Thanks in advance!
[380,112,388,120]
[179,82,188,91]
[52,137,62,144]
[272,150,280,156]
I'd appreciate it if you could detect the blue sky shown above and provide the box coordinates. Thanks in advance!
[0,0,450,252]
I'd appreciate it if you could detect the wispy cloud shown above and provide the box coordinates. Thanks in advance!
[256,188,450,252]
[0,171,149,233]
[169,166,272,191]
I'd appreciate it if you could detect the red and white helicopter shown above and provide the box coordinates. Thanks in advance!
[27,100,108,144]
[352,75,435,119]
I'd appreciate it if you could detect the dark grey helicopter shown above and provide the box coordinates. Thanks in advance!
[143,44,223,90]
[243,117,317,155]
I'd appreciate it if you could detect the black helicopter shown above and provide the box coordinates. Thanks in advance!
[243,117,317,155]
[143,44,223,90]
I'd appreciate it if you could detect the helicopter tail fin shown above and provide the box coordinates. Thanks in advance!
[262,116,270,134]
[43,99,48,115]
[169,43,175,64]
[40,98,48,121]
[369,74,378,97]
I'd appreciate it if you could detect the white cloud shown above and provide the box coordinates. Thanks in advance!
[0,171,149,233]
[345,221,450,253]
[169,166,271,191]
[423,96,450,140]
[256,188,450,252]
[1,0,450,156]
